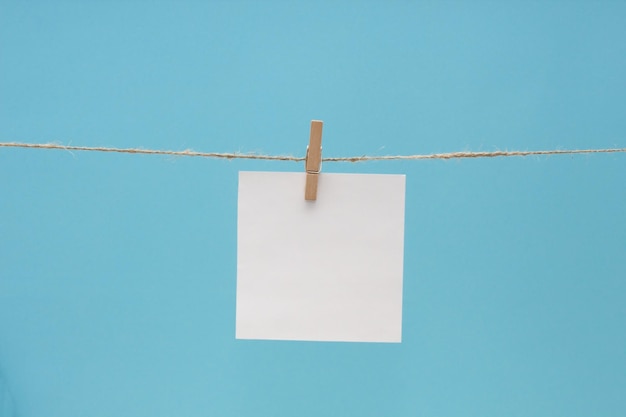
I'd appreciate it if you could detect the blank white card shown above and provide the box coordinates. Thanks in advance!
[236,171,405,343]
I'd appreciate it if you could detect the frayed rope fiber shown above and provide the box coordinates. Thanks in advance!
[1,142,625,162]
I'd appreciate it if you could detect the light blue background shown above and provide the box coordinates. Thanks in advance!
[1,1,625,416]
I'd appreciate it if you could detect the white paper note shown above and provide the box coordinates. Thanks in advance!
[236,171,405,343]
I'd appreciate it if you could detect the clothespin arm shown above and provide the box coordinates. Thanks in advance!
[305,120,323,200]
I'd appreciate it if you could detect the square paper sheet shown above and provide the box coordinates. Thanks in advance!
[236,171,405,343]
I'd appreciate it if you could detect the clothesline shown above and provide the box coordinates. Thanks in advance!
[1,142,625,162]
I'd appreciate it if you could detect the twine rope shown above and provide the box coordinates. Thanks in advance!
[1,142,625,162]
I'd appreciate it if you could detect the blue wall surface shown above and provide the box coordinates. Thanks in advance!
[1,2,625,416]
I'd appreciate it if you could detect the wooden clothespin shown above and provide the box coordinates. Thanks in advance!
[305,120,323,200]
